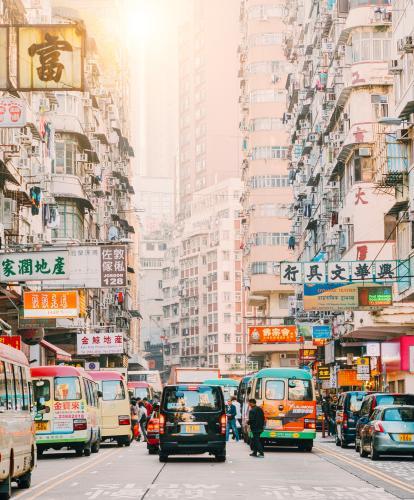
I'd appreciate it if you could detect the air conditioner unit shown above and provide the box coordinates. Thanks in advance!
[76,153,88,162]
[396,128,409,142]
[358,147,372,157]
[389,59,403,74]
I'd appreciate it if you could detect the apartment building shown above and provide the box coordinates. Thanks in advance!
[239,0,297,368]
[0,0,139,365]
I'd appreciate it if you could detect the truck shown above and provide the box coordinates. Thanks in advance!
[168,367,220,385]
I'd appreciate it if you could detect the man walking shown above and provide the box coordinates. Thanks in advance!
[225,398,239,442]
[231,396,242,440]
[247,398,265,458]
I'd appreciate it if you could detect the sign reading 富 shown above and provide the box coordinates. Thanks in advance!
[77,332,124,355]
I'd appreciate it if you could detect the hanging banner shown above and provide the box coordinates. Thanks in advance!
[0,250,69,282]
[23,290,79,318]
[18,25,84,91]
[0,97,27,127]
[77,332,124,355]
[248,325,298,344]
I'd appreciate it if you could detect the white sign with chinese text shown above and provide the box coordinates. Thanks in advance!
[0,98,27,128]
[77,333,124,355]
[0,250,69,282]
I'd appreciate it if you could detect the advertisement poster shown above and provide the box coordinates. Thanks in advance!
[23,290,79,318]
[304,283,359,311]
[312,325,332,339]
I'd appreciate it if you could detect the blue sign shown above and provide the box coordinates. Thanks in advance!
[312,325,332,340]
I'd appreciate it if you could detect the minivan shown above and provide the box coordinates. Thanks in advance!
[335,391,367,448]
[159,384,226,462]
[355,393,414,452]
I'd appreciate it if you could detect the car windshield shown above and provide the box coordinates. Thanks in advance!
[102,380,125,401]
[383,408,414,422]
[55,377,82,401]
[349,394,364,412]
[377,395,414,406]
[134,387,149,399]
[164,387,220,412]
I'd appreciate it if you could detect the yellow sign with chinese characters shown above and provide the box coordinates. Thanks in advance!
[23,291,79,318]
[18,25,84,91]
[248,326,298,344]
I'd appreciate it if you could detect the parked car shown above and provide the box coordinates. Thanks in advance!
[359,405,414,460]
[335,391,367,447]
[147,404,160,455]
[355,393,414,452]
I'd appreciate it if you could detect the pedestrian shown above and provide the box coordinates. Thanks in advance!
[143,397,153,424]
[130,398,140,441]
[231,396,242,440]
[138,401,148,441]
[322,395,331,436]
[225,398,239,442]
[247,398,265,458]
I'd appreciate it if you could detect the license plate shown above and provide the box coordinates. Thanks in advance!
[400,434,412,442]
[267,420,282,429]
[182,424,201,433]
[35,421,49,431]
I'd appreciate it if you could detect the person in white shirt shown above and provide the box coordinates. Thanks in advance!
[137,402,148,442]
[231,396,242,440]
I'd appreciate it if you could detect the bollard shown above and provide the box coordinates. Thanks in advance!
[322,415,325,438]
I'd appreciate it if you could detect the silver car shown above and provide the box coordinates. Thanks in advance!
[359,405,414,460]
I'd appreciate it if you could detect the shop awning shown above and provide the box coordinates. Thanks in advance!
[40,339,72,362]
[340,326,414,341]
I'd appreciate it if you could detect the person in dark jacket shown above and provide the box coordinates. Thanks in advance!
[225,399,239,442]
[248,398,265,457]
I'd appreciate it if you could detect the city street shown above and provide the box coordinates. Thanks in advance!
[10,438,414,500]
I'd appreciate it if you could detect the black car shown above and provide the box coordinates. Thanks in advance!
[335,391,367,448]
[159,384,226,462]
[355,393,414,452]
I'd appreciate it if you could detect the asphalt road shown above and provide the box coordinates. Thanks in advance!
[9,436,414,500]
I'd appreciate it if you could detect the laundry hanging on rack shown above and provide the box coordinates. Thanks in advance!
[30,186,42,215]
[288,235,296,250]
[303,203,312,218]
[331,211,339,226]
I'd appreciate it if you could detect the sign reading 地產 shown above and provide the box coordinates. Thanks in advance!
[0,98,27,128]
[248,325,298,344]
[281,260,399,285]
[76,332,124,355]
[17,25,84,91]
[0,251,69,282]
[0,336,21,350]
[101,245,127,287]
[23,290,79,318]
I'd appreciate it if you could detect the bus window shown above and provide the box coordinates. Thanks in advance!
[288,379,313,401]
[254,378,262,399]
[13,364,24,410]
[4,362,15,410]
[0,362,7,410]
[84,380,92,406]
[55,377,81,401]
[103,380,125,401]
[265,380,285,400]
[20,366,28,410]
[34,379,50,404]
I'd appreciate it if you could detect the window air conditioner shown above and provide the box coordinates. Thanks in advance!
[358,147,371,157]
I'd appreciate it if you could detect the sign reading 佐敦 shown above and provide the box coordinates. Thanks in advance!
[77,333,124,355]
[281,260,399,285]
[18,25,84,91]
[0,98,27,128]
[248,325,297,344]
[101,245,127,287]
[0,336,21,350]
[23,290,79,318]
[0,251,69,282]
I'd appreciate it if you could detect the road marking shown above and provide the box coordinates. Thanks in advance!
[315,445,414,494]
[14,448,119,499]
[71,482,79,487]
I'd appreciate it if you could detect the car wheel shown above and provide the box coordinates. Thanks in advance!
[159,453,168,462]
[17,471,32,489]
[91,439,100,454]
[0,475,11,500]
[75,448,83,457]
[370,442,380,461]
[359,440,368,458]
[340,439,347,449]
[215,453,226,462]
[355,438,360,453]
[37,448,44,459]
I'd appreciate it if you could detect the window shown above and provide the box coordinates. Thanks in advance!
[254,378,262,399]
[164,386,220,411]
[250,175,289,188]
[224,313,231,323]
[224,333,231,343]
[288,379,313,401]
[20,367,29,410]
[249,32,284,46]
[383,407,414,421]
[250,90,286,103]
[279,294,290,309]
[55,377,82,401]
[54,140,78,175]
[248,5,283,19]
[253,232,290,246]
[247,61,287,74]
[0,362,7,409]
[223,271,230,281]
[250,118,284,131]
[352,30,391,63]
[52,200,84,241]
[33,379,51,405]
[265,380,285,400]
[353,155,373,183]
[12,365,23,411]
[225,355,231,364]
[4,363,15,410]
[251,147,288,160]
[371,94,388,120]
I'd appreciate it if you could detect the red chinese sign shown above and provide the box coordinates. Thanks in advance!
[248,326,298,344]
[76,332,123,355]
[0,335,21,350]
[299,348,317,361]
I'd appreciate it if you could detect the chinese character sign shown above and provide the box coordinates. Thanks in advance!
[0,98,27,128]
[0,336,21,350]
[248,326,298,344]
[18,25,84,91]
[77,332,124,355]
[101,245,127,287]
[23,290,79,318]
[0,251,69,282]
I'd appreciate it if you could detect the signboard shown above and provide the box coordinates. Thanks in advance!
[357,358,370,381]
[281,260,398,285]
[366,342,381,357]
[0,28,7,89]
[85,361,100,371]
[337,369,364,387]
[299,348,316,361]
[304,283,359,312]
[297,323,312,341]
[23,290,79,318]
[0,251,69,282]
[248,325,297,344]
[317,365,330,380]
[0,336,21,350]
[101,245,127,287]
[18,25,84,91]
[312,325,331,340]
[313,338,328,347]
[358,287,392,307]
[77,332,124,355]
[0,98,26,128]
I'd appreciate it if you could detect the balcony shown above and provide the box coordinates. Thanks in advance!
[51,175,94,209]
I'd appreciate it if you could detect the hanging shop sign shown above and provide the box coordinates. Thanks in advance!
[312,325,332,340]
[357,359,370,381]
[317,365,330,380]
[101,245,127,287]
[23,290,79,318]
[358,286,392,307]
[17,25,84,91]
[337,369,364,387]
[304,283,359,312]
[0,250,69,282]
[281,260,399,285]
[76,332,124,355]
[299,348,317,362]
[248,325,298,344]
[0,97,26,127]
[0,335,21,350]
[313,338,328,347]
